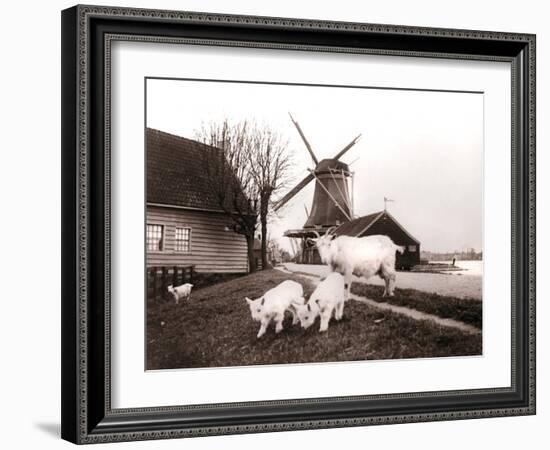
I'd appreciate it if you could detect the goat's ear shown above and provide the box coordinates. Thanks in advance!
[245,297,253,305]
[260,297,265,306]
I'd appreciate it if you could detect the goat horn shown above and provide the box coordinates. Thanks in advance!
[312,231,321,238]
[326,226,337,235]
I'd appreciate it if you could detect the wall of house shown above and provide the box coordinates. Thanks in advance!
[146,205,249,273]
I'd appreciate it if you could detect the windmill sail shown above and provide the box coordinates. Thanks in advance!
[332,134,361,161]
[279,113,361,234]
[288,113,319,165]
[273,173,315,211]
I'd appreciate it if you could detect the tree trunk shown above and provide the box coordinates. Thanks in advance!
[261,215,268,270]
[246,234,257,273]
[260,196,269,270]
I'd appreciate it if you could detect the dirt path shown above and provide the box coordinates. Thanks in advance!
[276,266,481,335]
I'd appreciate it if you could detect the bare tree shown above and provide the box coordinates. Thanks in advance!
[195,119,259,272]
[247,124,293,270]
[195,119,293,272]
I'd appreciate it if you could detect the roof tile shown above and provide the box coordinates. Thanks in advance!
[147,128,250,213]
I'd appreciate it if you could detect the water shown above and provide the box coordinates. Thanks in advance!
[436,260,483,276]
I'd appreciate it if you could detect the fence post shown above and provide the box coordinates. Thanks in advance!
[161,267,167,299]
[151,267,157,301]
[172,266,178,287]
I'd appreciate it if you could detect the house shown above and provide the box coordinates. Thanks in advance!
[252,238,281,270]
[253,239,265,270]
[334,210,421,269]
[146,128,251,273]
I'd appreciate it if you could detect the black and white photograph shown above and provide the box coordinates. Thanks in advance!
[0,0,543,447]
[145,78,483,370]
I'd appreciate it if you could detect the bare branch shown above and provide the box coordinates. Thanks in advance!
[195,118,294,270]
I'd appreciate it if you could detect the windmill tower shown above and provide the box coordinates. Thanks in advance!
[274,114,361,263]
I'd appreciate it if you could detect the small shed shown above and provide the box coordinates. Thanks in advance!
[334,210,421,269]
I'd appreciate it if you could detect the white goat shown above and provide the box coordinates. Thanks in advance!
[294,272,346,332]
[245,280,304,338]
[312,232,404,299]
[167,283,193,304]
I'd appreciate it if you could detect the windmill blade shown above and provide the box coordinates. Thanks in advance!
[289,113,319,165]
[332,134,362,161]
[348,156,361,166]
[273,173,315,211]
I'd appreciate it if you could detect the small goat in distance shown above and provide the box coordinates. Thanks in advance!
[167,283,193,304]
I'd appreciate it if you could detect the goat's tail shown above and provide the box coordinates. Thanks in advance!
[395,245,405,254]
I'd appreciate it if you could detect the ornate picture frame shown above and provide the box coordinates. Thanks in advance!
[61,5,535,444]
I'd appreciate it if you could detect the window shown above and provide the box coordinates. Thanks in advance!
[175,227,191,252]
[146,224,164,251]
[408,245,417,252]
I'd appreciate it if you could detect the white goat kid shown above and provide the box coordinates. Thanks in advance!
[245,280,305,338]
[312,232,404,300]
[294,272,346,332]
[167,283,193,304]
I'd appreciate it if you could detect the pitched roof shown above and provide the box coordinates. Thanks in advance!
[333,211,384,237]
[334,210,420,244]
[147,128,251,213]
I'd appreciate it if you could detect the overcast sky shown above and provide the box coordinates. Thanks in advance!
[146,78,483,254]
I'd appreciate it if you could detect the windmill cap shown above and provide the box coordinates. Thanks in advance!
[315,158,350,174]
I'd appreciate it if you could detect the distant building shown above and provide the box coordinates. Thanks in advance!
[146,128,250,273]
[334,210,421,269]
[253,238,278,270]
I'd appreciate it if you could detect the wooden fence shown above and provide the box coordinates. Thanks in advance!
[147,265,195,301]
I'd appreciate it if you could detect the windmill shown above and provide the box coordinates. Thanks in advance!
[274,114,361,263]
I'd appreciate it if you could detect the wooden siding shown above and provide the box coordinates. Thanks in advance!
[146,205,249,273]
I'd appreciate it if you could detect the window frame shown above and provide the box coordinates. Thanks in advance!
[146,223,165,252]
[175,226,192,253]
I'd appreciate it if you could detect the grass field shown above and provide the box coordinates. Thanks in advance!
[350,284,482,328]
[147,269,482,370]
